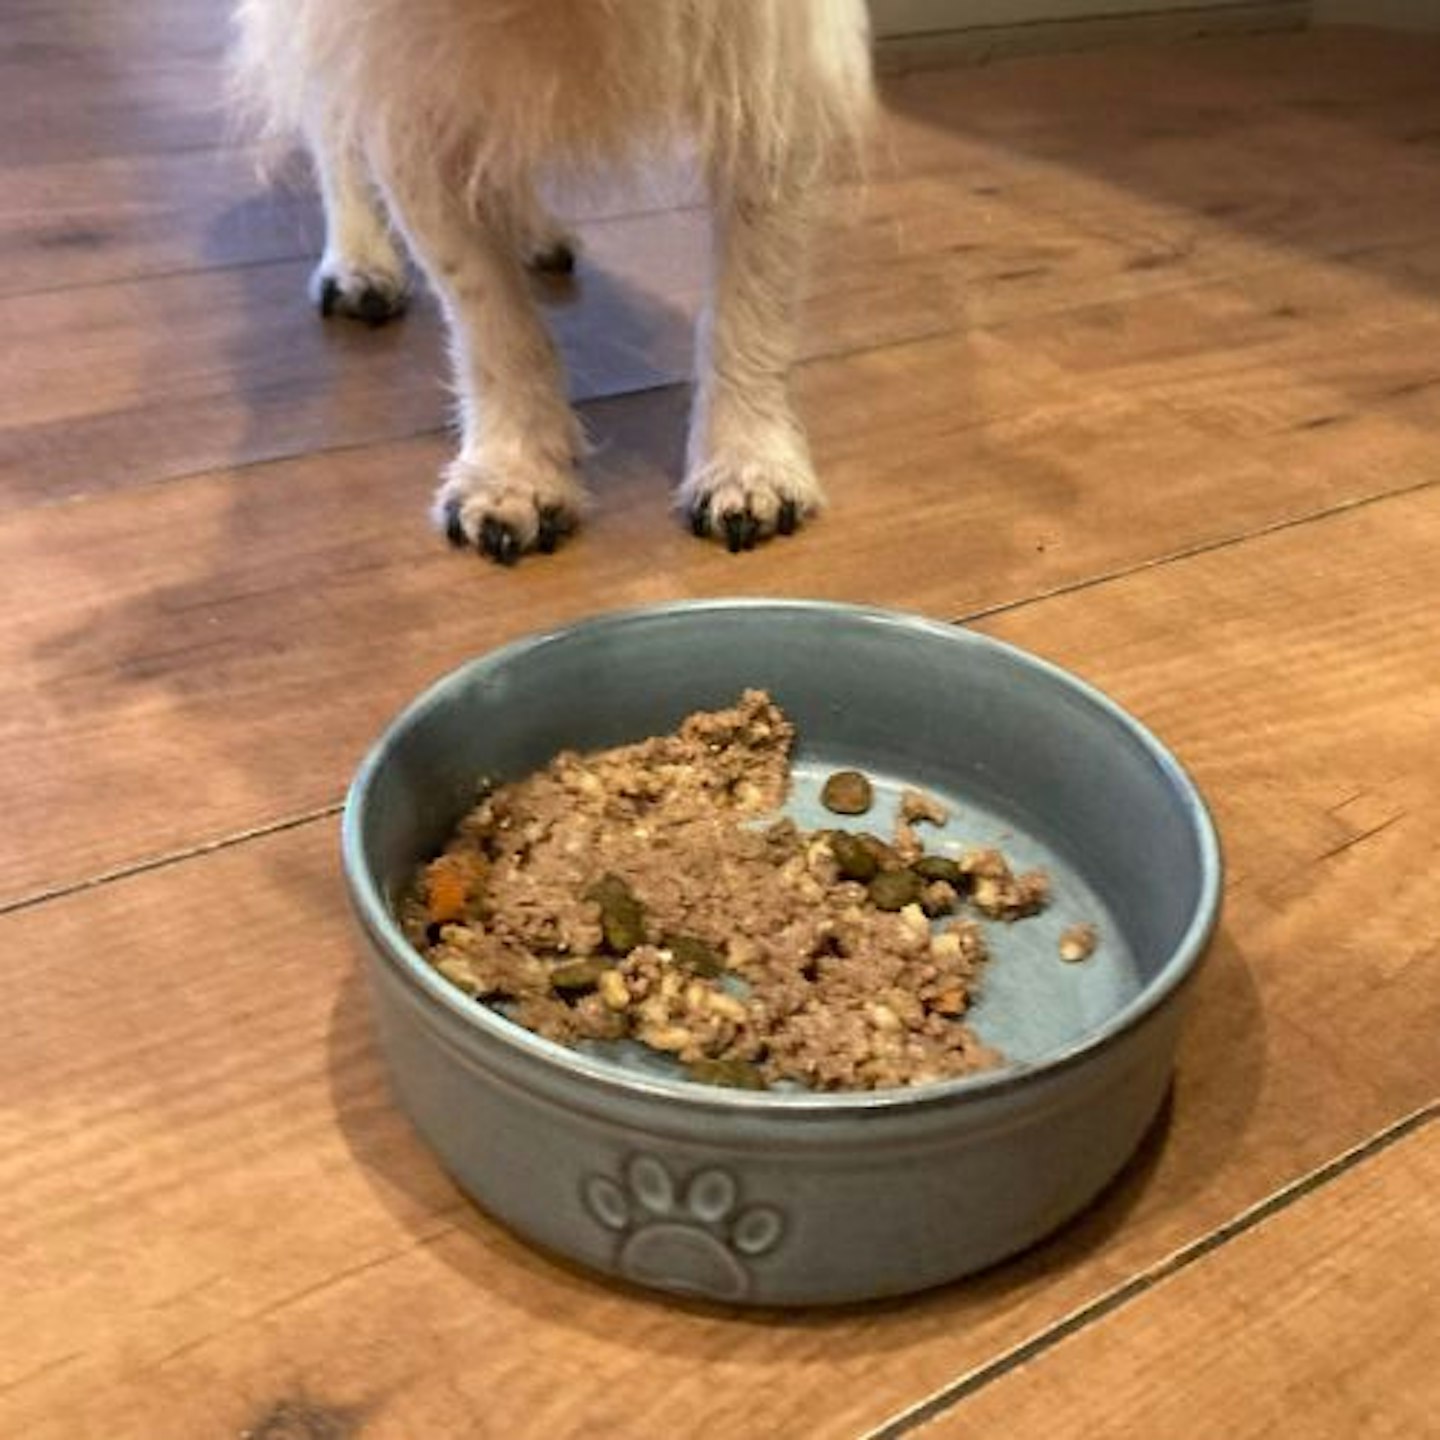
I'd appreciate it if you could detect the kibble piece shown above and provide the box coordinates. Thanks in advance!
[821,769,874,815]
[1058,922,1099,963]
[868,868,923,911]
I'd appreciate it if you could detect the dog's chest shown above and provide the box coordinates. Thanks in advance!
[453,1,696,149]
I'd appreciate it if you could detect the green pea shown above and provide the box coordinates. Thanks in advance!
[664,934,725,977]
[868,868,922,911]
[549,957,610,994]
[830,831,879,882]
[687,1058,767,1090]
[913,856,964,887]
[585,873,647,954]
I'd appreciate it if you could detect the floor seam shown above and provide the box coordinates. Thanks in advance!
[0,803,344,917]
[951,472,1440,628]
[7,474,1438,911]
[861,1102,1438,1440]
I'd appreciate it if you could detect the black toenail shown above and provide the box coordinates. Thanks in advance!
[318,277,340,318]
[723,512,746,554]
[443,499,467,548]
[690,500,711,539]
[531,242,576,276]
[536,507,563,553]
[777,500,798,536]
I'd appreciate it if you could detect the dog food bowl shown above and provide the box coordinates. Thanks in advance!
[343,600,1221,1305]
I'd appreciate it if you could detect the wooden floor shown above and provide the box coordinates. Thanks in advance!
[3,8,1438,1437]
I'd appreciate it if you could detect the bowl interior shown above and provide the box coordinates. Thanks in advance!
[348,603,1218,1081]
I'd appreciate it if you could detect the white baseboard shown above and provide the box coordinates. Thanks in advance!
[874,1,1309,71]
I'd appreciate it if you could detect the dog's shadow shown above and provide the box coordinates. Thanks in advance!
[41,178,706,728]
[201,168,705,494]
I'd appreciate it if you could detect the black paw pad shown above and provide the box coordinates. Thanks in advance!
[442,499,468,549]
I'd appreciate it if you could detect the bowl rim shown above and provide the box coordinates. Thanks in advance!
[342,598,1222,1116]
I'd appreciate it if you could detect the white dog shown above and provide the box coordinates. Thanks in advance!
[233,0,873,562]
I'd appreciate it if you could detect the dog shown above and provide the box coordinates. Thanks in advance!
[232,0,873,562]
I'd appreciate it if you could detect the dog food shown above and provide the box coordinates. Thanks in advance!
[820,769,874,815]
[404,691,1075,1091]
[1058,922,1099,963]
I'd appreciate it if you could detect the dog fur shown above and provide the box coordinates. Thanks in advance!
[233,0,873,561]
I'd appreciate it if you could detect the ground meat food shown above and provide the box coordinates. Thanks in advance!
[900,787,949,827]
[960,847,1052,921]
[404,691,1059,1092]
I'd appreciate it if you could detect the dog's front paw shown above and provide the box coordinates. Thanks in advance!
[310,258,410,327]
[678,453,824,553]
[434,457,586,565]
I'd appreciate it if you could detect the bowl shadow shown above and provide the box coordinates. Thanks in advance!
[324,918,1263,1355]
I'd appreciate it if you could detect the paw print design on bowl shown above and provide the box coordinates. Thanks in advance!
[583,1154,785,1300]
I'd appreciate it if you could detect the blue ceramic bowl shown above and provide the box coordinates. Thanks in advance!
[343,601,1221,1304]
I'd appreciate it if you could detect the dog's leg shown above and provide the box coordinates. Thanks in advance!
[373,161,585,563]
[306,125,410,326]
[679,182,820,551]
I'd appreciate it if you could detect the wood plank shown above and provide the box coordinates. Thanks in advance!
[0,0,228,167]
[912,1122,1440,1439]
[7,19,1440,1438]
[10,310,1440,906]
[3,483,1438,1438]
